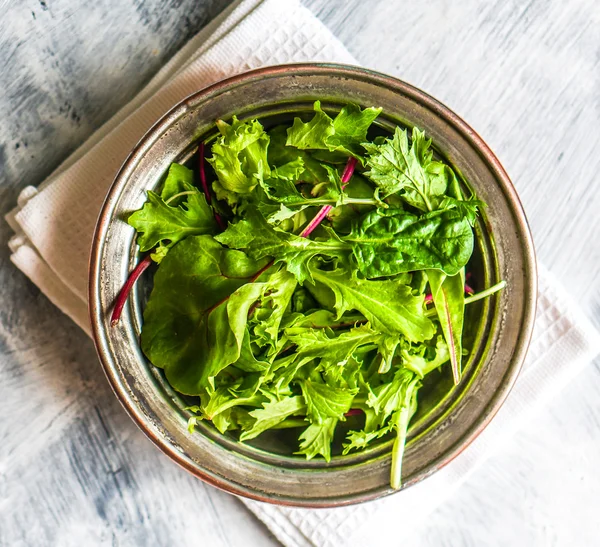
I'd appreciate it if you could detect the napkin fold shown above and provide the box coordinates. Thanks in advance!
[6,1,600,546]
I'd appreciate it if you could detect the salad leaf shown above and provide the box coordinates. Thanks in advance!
[286,323,381,371]
[268,125,331,183]
[300,379,357,423]
[287,101,381,159]
[297,417,338,461]
[208,116,270,205]
[240,396,307,441]
[140,235,266,394]
[427,269,465,384]
[401,335,450,378]
[215,208,349,284]
[363,126,448,209]
[124,104,501,491]
[309,266,435,343]
[128,164,217,262]
[160,162,195,201]
[345,208,474,277]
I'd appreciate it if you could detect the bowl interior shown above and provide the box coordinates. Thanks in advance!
[90,64,536,507]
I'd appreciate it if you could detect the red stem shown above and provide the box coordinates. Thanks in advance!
[300,157,358,238]
[111,254,153,326]
[344,408,363,417]
[199,142,226,230]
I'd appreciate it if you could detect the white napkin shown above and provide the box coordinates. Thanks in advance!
[6,1,600,546]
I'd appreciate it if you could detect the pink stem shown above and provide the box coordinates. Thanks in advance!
[111,254,153,326]
[300,157,357,238]
[425,281,475,306]
[199,142,226,230]
[344,408,363,417]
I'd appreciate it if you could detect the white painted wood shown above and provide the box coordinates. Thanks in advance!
[1,0,598,545]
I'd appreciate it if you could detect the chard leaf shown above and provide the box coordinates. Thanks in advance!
[128,189,217,261]
[296,417,338,461]
[240,396,307,441]
[363,126,448,209]
[140,235,266,395]
[215,209,350,284]
[300,379,357,423]
[309,266,435,343]
[208,116,270,205]
[345,208,474,277]
[286,101,381,160]
[427,269,465,384]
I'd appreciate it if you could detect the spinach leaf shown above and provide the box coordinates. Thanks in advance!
[345,208,474,277]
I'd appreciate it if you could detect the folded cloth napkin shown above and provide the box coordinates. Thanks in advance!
[6,1,600,546]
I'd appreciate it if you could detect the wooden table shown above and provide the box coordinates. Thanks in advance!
[1,0,598,545]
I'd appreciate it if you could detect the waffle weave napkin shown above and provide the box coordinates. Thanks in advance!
[6,1,600,546]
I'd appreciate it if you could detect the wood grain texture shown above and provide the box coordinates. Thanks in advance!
[1,0,599,546]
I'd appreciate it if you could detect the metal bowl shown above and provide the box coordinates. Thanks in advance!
[89,64,537,507]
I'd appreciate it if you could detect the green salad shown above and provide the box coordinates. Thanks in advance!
[114,102,505,489]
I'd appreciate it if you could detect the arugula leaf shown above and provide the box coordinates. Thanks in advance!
[208,116,270,205]
[342,421,394,454]
[141,235,266,395]
[427,269,465,384]
[363,126,448,209]
[296,417,338,461]
[345,208,474,277]
[240,396,307,441]
[286,101,381,160]
[309,266,435,343]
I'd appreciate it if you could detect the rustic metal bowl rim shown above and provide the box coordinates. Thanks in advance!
[89,63,537,507]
